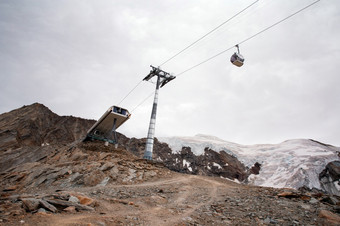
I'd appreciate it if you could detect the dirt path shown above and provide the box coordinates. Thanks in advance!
[17,174,238,226]
[2,173,336,226]
[138,175,223,225]
[153,176,223,225]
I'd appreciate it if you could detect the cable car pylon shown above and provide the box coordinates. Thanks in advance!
[143,65,175,160]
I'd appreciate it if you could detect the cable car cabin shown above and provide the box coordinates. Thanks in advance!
[230,52,244,67]
[84,105,131,145]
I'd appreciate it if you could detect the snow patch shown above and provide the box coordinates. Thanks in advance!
[221,176,241,184]
[183,159,192,172]
[335,181,340,191]
[213,162,222,169]
[233,178,241,184]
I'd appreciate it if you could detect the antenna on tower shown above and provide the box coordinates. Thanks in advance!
[143,65,176,160]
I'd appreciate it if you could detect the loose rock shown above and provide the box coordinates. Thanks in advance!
[21,198,40,212]
[68,196,80,204]
[76,195,94,206]
[63,206,76,213]
[319,209,340,225]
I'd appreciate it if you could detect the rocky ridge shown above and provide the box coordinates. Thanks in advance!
[123,137,251,182]
[0,103,94,149]
[0,103,250,184]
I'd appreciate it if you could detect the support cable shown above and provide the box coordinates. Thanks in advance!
[176,0,321,77]
[159,0,259,67]
[131,91,155,113]
[238,0,321,46]
[118,80,143,105]
[176,46,235,76]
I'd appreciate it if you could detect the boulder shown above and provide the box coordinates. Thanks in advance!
[249,162,261,175]
[68,196,80,204]
[277,192,300,199]
[21,198,40,212]
[100,162,115,171]
[63,206,76,213]
[319,161,340,196]
[76,195,94,206]
[39,199,57,213]
[319,209,340,225]
[2,185,19,192]
[44,198,94,211]
[37,208,47,213]
[327,161,340,180]
[322,196,339,205]
[83,170,106,186]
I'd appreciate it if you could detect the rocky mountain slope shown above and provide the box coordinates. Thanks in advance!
[0,103,94,149]
[1,103,340,225]
[0,103,250,184]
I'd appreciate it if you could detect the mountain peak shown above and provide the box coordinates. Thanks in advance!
[0,102,54,119]
[0,103,94,149]
[20,102,54,113]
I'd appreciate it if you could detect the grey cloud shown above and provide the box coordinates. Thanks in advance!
[0,0,339,146]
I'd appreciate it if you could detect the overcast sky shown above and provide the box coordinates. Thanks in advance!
[1,0,339,146]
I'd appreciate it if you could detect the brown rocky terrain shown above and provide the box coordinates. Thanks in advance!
[0,103,254,183]
[1,103,340,225]
[0,103,94,150]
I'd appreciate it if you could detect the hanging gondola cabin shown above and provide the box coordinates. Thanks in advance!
[230,45,244,67]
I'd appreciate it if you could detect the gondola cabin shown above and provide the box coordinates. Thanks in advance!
[230,52,244,67]
[230,44,244,67]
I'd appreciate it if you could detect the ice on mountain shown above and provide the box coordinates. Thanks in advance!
[158,135,340,191]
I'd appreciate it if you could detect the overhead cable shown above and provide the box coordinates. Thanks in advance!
[118,80,143,105]
[238,0,321,46]
[159,0,259,67]
[177,46,235,76]
[131,91,155,113]
[176,0,321,76]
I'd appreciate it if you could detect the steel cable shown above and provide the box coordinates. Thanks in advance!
[159,0,259,67]
[176,0,321,77]
[117,80,143,105]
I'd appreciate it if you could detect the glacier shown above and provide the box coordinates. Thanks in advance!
[158,134,340,190]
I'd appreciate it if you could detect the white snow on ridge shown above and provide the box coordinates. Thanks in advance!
[183,159,192,172]
[158,134,340,190]
[213,162,222,169]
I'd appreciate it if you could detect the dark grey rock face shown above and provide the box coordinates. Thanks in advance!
[319,161,340,196]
